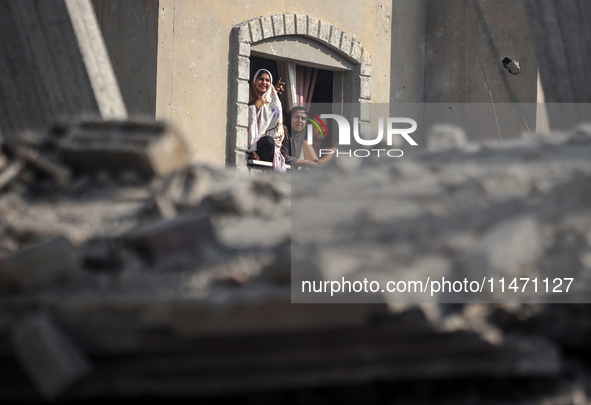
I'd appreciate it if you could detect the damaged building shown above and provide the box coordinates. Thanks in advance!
[1,0,591,403]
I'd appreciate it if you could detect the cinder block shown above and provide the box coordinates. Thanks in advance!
[11,315,91,400]
[58,121,191,178]
[0,237,75,291]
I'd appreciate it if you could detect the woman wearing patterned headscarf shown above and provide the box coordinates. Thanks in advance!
[280,106,320,168]
[247,69,286,172]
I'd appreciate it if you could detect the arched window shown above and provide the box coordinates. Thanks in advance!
[226,14,371,169]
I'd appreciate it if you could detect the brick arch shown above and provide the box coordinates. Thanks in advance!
[227,13,371,169]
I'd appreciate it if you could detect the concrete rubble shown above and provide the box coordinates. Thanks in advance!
[0,121,591,403]
[11,315,91,400]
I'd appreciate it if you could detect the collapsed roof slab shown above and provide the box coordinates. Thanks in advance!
[0,0,127,142]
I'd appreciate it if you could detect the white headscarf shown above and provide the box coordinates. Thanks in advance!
[247,69,286,172]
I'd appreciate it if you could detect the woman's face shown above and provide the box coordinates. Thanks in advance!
[255,72,271,94]
[291,110,307,133]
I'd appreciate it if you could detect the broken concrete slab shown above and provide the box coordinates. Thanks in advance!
[11,314,91,400]
[58,121,191,178]
[0,0,126,141]
[0,237,75,291]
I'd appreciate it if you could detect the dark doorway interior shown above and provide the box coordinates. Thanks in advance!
[250,55,335,144]
[249,56,334,106]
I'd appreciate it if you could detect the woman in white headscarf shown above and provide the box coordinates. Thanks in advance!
[247,69,286,172]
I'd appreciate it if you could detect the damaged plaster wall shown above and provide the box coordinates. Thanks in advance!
[419,0,540,142]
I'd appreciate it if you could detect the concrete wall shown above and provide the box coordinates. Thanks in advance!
[523,0,591,130]
[155,0,200,160]
[420,0,539,141]
[93,0,393,166]
[390,0,427,103]
[0,0,126,141]
[425,0,538,104]
[524,0,591,103]
[92,0,158,117]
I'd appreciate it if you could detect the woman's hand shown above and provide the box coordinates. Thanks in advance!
[294,159,319,168]
[251,151,261,160]
[254,95,265,109]
[275,77,285,95]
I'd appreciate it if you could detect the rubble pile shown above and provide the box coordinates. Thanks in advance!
[0,121,591,403]
[294,124,591,304]
[0,121,290,295]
